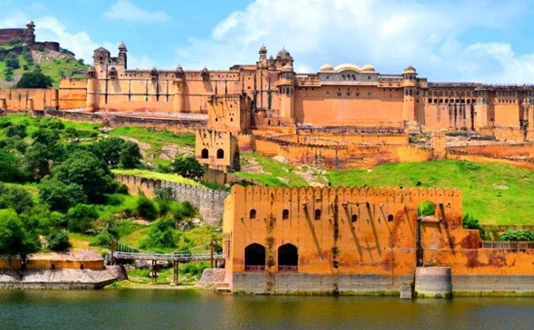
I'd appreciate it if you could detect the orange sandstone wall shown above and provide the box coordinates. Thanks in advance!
[294,86,404,127]
[0,88,57,111]
[58,78,87,109]
[224,185,534,282]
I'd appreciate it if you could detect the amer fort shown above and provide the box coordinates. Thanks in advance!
[2,29,534,297]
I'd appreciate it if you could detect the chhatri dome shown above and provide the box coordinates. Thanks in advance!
[319,63,334,71]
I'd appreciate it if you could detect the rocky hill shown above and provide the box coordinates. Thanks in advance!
[0,44,88,88]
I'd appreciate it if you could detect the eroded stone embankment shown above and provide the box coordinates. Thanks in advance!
[0,265,125,289]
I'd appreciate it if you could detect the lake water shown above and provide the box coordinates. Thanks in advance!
[1,289,533,330]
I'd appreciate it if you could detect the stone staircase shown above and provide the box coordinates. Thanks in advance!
[215,282,231,292]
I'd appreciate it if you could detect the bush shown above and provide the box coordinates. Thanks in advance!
[417,201,435,216]
[500,229,534,241]
[21,204,66,235]
[46,230,71,251]
[5,53,20,70]
[119,141,142,169]
[67,204,98,233]
[90,232,113,248]
[136,195,157,220]
[108,181,129,195]
[173,201,196,221]
[38,117,65,130]
[462,214,488,240]
[0,149,25,182]
[139,218,178,250]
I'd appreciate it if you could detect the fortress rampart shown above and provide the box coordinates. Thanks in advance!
[222,185,534,295]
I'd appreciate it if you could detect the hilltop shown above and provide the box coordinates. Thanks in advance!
[0,43,88,87]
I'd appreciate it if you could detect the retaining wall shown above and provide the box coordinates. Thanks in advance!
[115,174,228,225]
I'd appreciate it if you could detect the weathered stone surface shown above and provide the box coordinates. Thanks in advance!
[198,268,226,287]
[0,266,120,289]
[414,267,452,298]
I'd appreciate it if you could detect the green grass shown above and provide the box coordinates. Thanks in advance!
[327,160,534,226]
[95,194,139,221]
[109,126,195,152]
[35,59,88,86]
[112,169,201,186]
[233,152,308,186]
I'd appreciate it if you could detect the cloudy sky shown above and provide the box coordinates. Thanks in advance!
[1,0,533,83]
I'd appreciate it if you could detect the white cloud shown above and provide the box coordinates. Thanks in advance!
[103,0,170,23]
[35,16,102,63]
[128,54,155,69]
[175,0,533,83]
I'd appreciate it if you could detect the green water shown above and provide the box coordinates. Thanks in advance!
[1,290,533,330]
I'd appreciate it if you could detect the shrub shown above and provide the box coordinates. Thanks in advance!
[462,214,488,240]
[67,204,98,233]
[46,230,71,251]
[417,201,435,216]
[139,218,179,250]
[108,181,129,195]
[15,70,53,88]
[90,232,113,248]
[136,195,157,220]
[173,201,196,221]
[500,229,534,241]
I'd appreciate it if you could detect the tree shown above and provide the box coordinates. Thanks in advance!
[5,53,20,70]
[0,209,40,263]
[5,124,27,138]
[136,194,158,220]
[67,204,98,233]
[46,230,71,251]
[51,150,112,202]
[171,156,205,181]
[24,142,65,180]
[0,183,34,214]
[15,70,53,88]
[0,148,25,182]
[38,178,87,212]
[119,141,142,169]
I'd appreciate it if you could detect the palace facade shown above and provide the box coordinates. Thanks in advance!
[56,43,534,136]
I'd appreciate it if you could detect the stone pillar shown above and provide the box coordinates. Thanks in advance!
[86,76,98,112]
[431,130,446,159]
[173,79,185,113]
[415,267,452,298]
[279,85,294,120]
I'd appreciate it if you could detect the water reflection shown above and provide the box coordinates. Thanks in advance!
[0,290,533,330]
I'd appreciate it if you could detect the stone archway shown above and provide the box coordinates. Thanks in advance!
[245,243,266,271]
[278,243,298,272]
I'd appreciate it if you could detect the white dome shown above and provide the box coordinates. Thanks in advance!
[334,63,361,72]
[319,63,334,71]
[361,64,375,72]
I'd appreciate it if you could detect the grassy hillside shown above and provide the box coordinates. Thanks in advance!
[328,160,534,226]
[233,152,308,186]
[0,48,88,87]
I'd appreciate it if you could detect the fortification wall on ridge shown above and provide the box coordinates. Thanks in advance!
[115,174,228,225]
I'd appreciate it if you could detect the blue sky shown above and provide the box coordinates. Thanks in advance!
[1,0,534,83]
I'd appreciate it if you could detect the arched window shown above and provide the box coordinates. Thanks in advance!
[351,214,358,223]
[249,209,257,220]
[314,209,321,220]
[217,149,224,159]
[282,209,289,220]
[245,243,266,271]
[388,214,394,222]
[278,244,298,272]
[201,149,209,159]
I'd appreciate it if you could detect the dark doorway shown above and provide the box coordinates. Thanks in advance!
[201,148,209,159]
[278,244,298,272]
[245,243,265,271]
[217,148,224,159]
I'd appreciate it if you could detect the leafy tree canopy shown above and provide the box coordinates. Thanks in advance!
[38,178,86,212]
[0,209,40,261]
[171,156,205,181]
[15,70,53,88]
[0,182,34,214]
